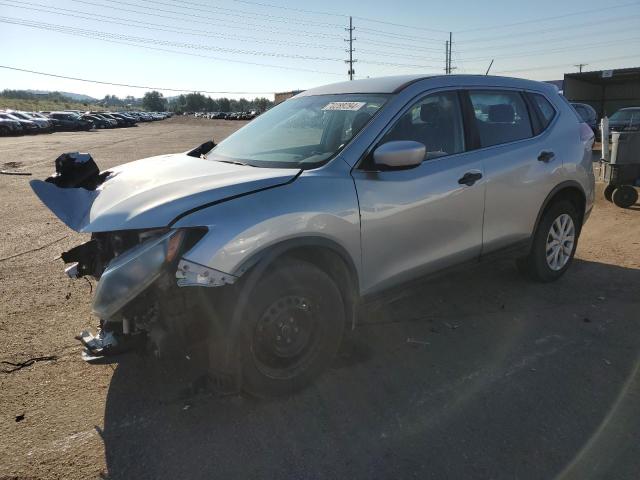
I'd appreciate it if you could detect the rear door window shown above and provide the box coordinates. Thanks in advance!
[468,91,533,148]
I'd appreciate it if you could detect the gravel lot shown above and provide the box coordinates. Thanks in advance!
[1,116,639,480]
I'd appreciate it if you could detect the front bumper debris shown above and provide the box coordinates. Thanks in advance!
[176,259,237,287]
[77,329,122,363]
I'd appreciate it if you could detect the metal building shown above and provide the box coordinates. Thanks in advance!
[564,67,640,117]
[274,90,304,105]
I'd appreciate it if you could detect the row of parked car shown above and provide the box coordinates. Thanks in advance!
[192,111,259,120]
[570,103,640,140]
[0,110,173,136]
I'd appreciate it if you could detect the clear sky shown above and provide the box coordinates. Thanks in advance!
[1,0,640,100]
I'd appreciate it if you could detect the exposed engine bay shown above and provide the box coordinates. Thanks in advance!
[36,150,240,367]
[67,227,210,362]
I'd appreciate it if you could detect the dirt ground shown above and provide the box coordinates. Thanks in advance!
[1,117,639,479]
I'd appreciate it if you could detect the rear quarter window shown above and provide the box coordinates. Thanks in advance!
[531,94,557,130]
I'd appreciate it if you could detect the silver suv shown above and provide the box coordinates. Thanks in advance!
[31,75,595,396]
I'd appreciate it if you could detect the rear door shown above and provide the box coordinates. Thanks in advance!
[464,89,562,254]
[352,90,486,294]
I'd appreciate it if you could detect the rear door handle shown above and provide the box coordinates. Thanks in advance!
[458,171,483,186]
[538,151,555,162]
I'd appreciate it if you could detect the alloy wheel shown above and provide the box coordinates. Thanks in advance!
[545,213,575,271]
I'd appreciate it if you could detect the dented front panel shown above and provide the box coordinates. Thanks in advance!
[30,152,300,232]
[174,164,362,284]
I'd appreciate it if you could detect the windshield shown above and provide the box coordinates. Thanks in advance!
[610,109,640,123]
[0,113,21,121]
[206,94,389,168]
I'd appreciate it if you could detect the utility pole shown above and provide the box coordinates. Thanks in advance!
[574,63,588,73]
[448,32,452,74]
[345,16,356,80]
[445,40,449,74]
[445,32,455,74]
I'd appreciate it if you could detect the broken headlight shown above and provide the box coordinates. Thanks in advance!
[92,229,185,319]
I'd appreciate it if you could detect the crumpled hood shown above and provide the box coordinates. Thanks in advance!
[30,153,300,232]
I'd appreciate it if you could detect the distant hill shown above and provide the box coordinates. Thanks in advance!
[25,90,98,102]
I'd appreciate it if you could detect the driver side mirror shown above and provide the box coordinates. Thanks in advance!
[373,141,425,169]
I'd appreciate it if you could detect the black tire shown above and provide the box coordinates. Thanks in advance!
[239,260,345,397]
[517,200,580,282]
[604,184,616,202]
[612,186,638,208]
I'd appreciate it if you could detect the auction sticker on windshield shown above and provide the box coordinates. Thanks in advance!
[322,102,366,111]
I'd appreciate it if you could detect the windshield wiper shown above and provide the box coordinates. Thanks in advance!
[215,159,250,167]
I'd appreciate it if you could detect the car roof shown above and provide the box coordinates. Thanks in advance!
[295,74,557,97]
[619,107,640,110]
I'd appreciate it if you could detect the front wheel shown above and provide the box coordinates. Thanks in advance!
[239,260,345,397]
[517,201,580,282]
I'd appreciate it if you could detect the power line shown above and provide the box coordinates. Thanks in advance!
[356,26,444,43]
[0,19,344,76]
[70,0,446,44]
[357,48,443,61]
[0,65,278,94]
[456,15,640,53]
[1,1,445,62]
[0,0,439,60]
[455,0,640,34]
[352,15,448,33]
[456,13,640,46]
[0,0,342,49]
[493,53,640,74]
[2,15,439,71]
[225,0,347,18]
[84,0,339,30]
[357,37,446,53]
[65,0,340,39]
[0,16,344,61]
[459,36,640,63]
[128,0,345,29]
[225,0,449,34]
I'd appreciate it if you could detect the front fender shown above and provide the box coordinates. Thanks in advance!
[174,170,362,285]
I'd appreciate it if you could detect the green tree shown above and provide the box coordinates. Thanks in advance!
[218,97,231,112]
[253,97,271,112]
[142,91,167,111]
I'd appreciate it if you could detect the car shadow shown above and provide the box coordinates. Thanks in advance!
[102,258,640,480]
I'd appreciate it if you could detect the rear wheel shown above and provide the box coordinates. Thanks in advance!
[239,260,345,397]
[612,186,638,208]
[604,184,616,202]
[517,201,580,282]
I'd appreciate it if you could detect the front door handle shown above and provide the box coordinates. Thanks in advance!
[458,171,483,186]
[538,150,555,162]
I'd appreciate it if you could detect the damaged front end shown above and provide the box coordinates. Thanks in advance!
[31,148,300,386]
[69,227,226,362]
[30,150,246,363]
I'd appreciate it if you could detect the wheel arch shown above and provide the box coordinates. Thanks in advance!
[533,181,587,238]
[234,237,360,327]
